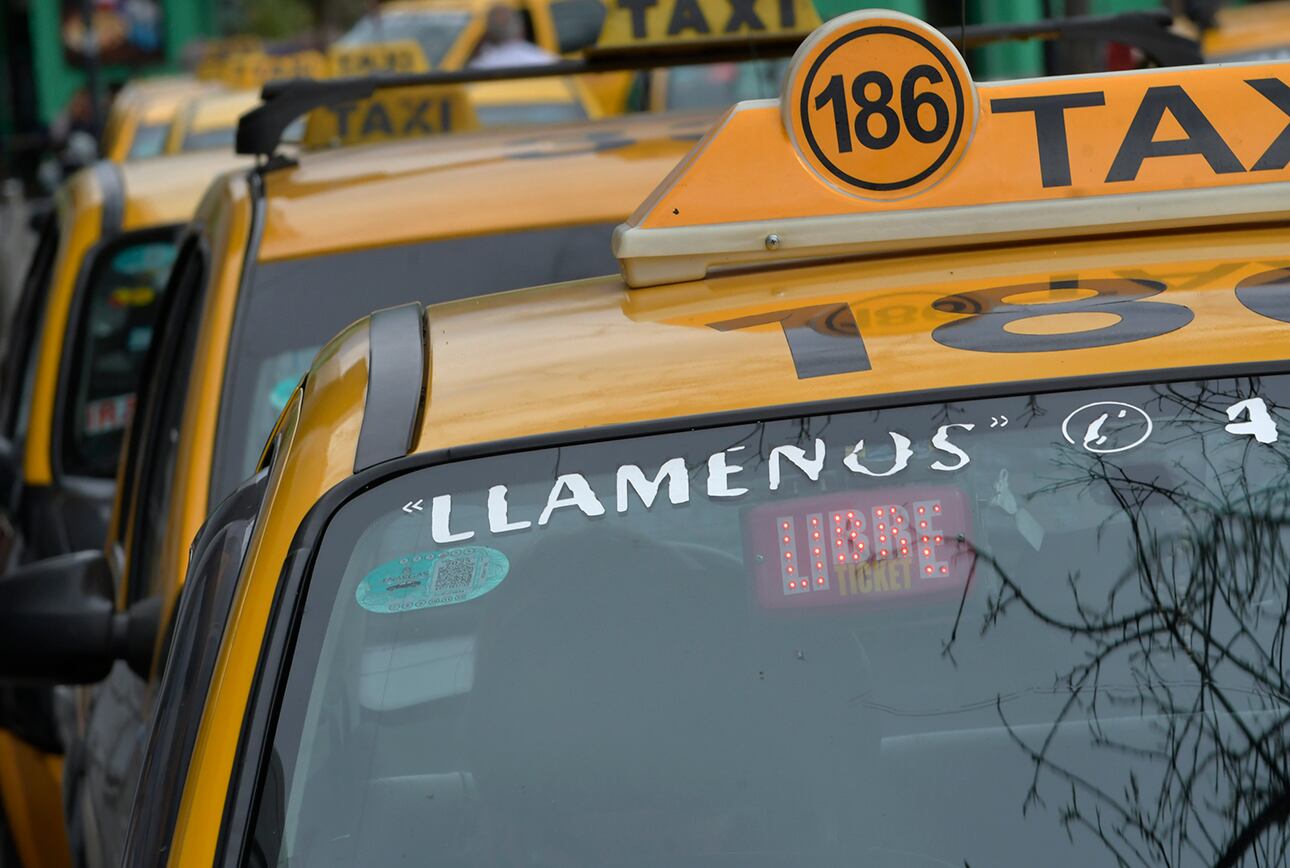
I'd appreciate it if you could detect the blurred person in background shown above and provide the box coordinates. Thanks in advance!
[469,4,556,68]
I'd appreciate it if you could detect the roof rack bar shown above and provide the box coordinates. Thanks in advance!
[237,9,1199,159]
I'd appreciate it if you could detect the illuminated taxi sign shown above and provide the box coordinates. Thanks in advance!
[615,9,1290,287]
[328,40,430,76]
[784,11,976,198]
[744,486,972,610]
[595,0,819,50]
[301,85,478,150]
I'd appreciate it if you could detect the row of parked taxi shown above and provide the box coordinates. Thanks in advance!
[1,1,1290,867]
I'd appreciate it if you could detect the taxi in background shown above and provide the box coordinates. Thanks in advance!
[0,86,713,868]
[161,89,262,156]
[101,77,221,163]
[337,0,605,68]
[0,9,1283,866]
[0,149,244,868]
[1202,0,1290,60]
[322,37,606,131]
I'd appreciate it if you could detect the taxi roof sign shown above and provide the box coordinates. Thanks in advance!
[613,10,1290,287]
[236,9,1198,160]
[593,0,820,52]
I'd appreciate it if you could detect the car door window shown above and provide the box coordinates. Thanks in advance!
[58,229,179,479]
[120,236,206,603]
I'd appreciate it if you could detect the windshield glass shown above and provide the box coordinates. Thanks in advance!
[338,11,471,68]
[127,123,171,160]
[211,223,618,505]
[664,60,789,111]
[182,126,235,152]
[249,374,1290,867]
[62,231,177,478]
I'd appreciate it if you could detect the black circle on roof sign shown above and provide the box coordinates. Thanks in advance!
[797,25,966,192]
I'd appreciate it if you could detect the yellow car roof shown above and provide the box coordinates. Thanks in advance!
[115,77,219,126]
[116,149,248,228]
[468,77,580,107]
[185,89,261,135]
[259,109,714,261]
[1203,0,1290,59]
[166,88,260,154]
[405,224,1290,453]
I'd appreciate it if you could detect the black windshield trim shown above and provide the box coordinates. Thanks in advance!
[92,160,125,235]
[208,168,269,514]
[215,352,1290,867]
[354,303,425,473]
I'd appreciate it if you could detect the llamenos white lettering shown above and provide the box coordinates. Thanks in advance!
[421,426,974,539]
[617,457,689,512]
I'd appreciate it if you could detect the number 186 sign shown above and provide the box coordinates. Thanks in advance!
[783,10,979,199]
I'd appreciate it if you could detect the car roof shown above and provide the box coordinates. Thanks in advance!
[1203,0,1290,58]
[184,88,261,135]
[116,150,249,229]
[256,110,714,261]
[277,222,1290,464]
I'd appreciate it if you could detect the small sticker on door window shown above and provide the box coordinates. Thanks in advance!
[356,546,509,614]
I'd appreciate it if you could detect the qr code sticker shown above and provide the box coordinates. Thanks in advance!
[433,557,476,593]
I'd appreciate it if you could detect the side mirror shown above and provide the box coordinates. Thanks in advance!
[0,551,160,684]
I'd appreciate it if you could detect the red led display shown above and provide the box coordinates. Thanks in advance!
[744,486,972,611]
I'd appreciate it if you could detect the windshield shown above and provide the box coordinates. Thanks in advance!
[127,123,171,160]
[181,126,235,153]
[61,231,178,478]
[664,60,789,111]
[248,374,1290,867]
[338,11,471,68]
[211,223,619,506]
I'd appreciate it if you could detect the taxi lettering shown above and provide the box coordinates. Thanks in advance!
[615,0,799,38]
[992,78,1290,188]
[837,557,913,595]
[599,0,818,46]
[710,265,1290,380]
[328,97,455,138]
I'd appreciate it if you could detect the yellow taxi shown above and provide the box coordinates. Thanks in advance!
[161,89,262,156]
[1202,0,1290,61]
[101,77,221,162]
[0,108,709,868]
[1,9,1283,866]
[312,40,603,140]
[0,149,244,868]
[337,0,598,68]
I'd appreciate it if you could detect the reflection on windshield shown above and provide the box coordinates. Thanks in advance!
[249,375,1290,868]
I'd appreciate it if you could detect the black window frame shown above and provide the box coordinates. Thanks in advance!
[119,463,271,868]
[0,208,61,441]
[116,232,211,604]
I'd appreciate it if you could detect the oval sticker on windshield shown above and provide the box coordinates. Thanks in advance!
[355,546,510,614]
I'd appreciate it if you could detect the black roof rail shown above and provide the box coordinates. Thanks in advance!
[236,9,1200,161]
